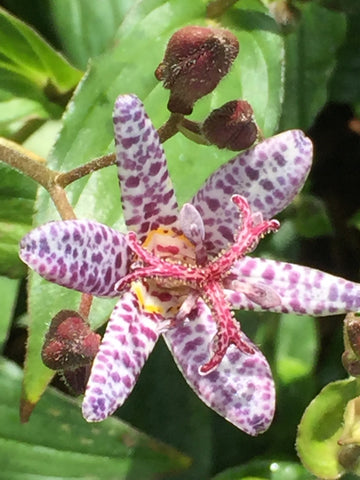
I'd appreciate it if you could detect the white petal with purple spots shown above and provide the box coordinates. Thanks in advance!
[163,300,275,436]
[114,95,179,240]
[19,220,130,297]
[191,130,313,254]
[227,257,360,315]
[82,290,161,421]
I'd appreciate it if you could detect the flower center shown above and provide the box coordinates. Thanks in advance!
[115,195,280,374]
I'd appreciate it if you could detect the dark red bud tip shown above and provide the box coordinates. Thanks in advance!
[61,366,92,396]
[202,100,258,151]
[155,25,239,114]
[41,310,100,371]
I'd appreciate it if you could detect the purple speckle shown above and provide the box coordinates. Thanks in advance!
[245,166,259,181]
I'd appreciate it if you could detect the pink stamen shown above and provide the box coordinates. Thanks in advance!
[117,195,279,373]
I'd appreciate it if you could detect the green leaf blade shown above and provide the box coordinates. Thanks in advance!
[0,358,190,479]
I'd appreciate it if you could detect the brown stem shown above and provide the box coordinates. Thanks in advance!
[56,153,116,188]
[177,118,209,146]
[180,118,203,135]
[78,293,94,321]
[158,113,184,143]
[0,137,77,220]
[0,137,56,189]
[206,0,239,18]
[48,185,77,220]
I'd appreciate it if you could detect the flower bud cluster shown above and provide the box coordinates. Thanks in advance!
[155,25,259,151]
[155,26,239,115]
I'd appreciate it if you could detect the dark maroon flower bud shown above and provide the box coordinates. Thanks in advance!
[155,26,239,115]
[61,367,93,396]
[41,310,100,371]
[201,100,258,151]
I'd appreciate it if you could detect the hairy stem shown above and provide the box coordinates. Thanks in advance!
[56,153,116,187]
[48,185,77,220]
[79,293,94,321]
[0,138,56,189]
[206,0,239,18]
[158,113,184,143]
[0,138,77,220]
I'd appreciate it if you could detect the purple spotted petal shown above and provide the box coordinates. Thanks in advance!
[227,257,360,315]
[114,94,178,240]
[82,291,161,421]
[163,300,275,436]
[19,220,130,297]
[191,130,312,254]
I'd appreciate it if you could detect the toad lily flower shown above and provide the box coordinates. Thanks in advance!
[20,95,360,436]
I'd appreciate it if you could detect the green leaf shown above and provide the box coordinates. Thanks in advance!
[212,460,314,479]
[291,194,333,239]
[275,314,318,384]
[0,277,19,352]
[49,0,134,69]
[0,357,190,479]
[279,3,346,130]
[0,7,81,90]
[0,7,82,138]
[349,209,360,231]
[317,0,360,14]
[297,378,360,479]
[330,13,360,107]
[23,0,284,414]
[120,339,213,480]
[0,162,37,278]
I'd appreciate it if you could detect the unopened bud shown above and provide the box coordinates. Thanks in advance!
[202,100,258,151]
[42,310,100,371]
[155,26,239,115]
[338,444,360,473]
[342,350,360,377]
[342,313,360,376]
[268,0,301,32]
[346,314,360,358]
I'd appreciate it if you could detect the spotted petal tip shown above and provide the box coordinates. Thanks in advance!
[19,220,130,297]
[113,94,178,239]
[229,257,360,316]
[82,291,161,422]
[192,129,313,254]
[164,300,275,436]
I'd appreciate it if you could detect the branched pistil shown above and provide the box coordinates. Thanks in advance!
[115,195,279,374]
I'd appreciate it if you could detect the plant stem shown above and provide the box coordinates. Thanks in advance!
[0,137,77,220]
[0,138,56,189]
[48,184,77,220]
[55,153,116,188]
[206,0,239,18]
[78,293,94,320]
[158,113,184,143]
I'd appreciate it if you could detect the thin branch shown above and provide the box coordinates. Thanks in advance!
[56,153,117,188]
[206,0,239,18]
[78,293,94,321]
[48,185,77,220]
[157,113,184,143]
[0,137,56,189]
